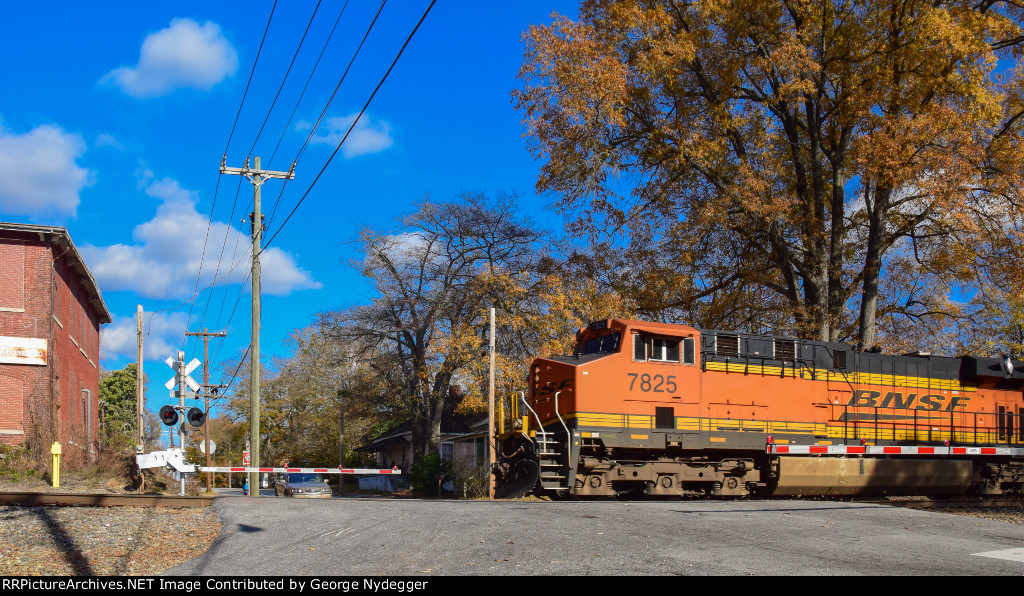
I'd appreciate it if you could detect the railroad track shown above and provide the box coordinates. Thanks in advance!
[866,497,1024,510]
[0,490,1018,510]
[0,491,215,508]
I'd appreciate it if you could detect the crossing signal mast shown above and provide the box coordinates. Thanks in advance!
[163,350,207,495]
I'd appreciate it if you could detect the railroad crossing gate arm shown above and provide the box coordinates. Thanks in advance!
[197,466,402,475]
[136,448,197,474]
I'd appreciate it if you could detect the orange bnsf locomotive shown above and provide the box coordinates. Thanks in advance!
[494,319,1024,498]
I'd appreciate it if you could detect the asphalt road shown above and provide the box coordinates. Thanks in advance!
[167,495,1024,576]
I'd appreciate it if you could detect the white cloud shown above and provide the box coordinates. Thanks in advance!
[300,113,394,158]
[0,122,92,220]
[95,133,125,150]
[80,176,322,300]
[101,311,188,362]
[100,18,238,98]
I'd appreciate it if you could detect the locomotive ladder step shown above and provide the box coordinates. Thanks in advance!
[534,430,563,457]
[541,483,567,490]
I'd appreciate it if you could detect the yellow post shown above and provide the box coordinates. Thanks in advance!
[50,442,61,488]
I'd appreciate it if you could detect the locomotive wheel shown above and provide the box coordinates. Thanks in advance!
[547,488,577,501]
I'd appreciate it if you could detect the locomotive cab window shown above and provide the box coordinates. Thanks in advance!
[651,338,679,362]
[582,331,621,355]
[634,334,694,364]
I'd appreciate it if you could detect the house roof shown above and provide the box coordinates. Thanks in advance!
[0,222,111,324]
[356,411,484,452]
[354,434,408,452]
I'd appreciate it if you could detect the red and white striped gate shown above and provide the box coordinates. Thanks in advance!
[198,465,401,475]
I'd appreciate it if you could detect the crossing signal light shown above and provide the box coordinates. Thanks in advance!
[186,407,206,428]
[159,405,179,427]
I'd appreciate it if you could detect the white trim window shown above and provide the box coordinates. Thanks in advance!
[650,337,680,362]
[634,333,684,363]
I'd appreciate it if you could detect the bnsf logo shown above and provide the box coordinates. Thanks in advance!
[846,390,970,412]
[537,379,572,397]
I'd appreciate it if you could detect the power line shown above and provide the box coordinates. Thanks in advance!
[196,1,372,346]
[193,175,247,356]
[266,0,387,228]
[206,0,391,362]
[246,0,323,160]
[211,268,252,366]
[225,0,279,156]
[210,343,252,410]
[183,1,279,349]
[266,0,350,169]
[262,0,437,253]
[198,1,435,393]
[293,0,389,167]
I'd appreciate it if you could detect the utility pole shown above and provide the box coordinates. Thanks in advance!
[136,305,144,449]
[136,305,145,492]
[220,155,294,497]
[186,328,227,493]
[338,388,345,496]
[488,307,496,500]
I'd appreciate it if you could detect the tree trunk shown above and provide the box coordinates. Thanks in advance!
[827,169,848,342]
[859,185,890,350]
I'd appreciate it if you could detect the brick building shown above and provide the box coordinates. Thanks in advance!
[0,223,111,465]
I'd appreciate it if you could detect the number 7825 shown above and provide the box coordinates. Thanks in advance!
[627,373,677,393]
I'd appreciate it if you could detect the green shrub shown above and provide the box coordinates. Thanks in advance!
[452,459,488,499]
[0,443,41,482]
[409,454,453,497]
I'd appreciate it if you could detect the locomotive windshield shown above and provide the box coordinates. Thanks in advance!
[581,331,621,355]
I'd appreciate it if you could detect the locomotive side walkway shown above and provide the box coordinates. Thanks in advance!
[169,498,1024,576]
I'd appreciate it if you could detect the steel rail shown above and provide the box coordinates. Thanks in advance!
[0,491,215,508]
[862,498,1024,510]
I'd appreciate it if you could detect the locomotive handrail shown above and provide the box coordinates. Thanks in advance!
[553,390,571,444]
[823,349,858,396]
[814,401,1021,447]
[516,393,542,447]
[701,351,821,381]
[552,390,572,492]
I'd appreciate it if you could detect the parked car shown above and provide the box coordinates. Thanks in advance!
[273,472,332,498]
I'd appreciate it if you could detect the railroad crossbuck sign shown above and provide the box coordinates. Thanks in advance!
[165,350,201,393]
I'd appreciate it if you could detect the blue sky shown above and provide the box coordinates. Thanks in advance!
[0,1,578,427]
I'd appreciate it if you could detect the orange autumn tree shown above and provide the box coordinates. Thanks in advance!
[459,261,635,413]
[515,0,1024,350]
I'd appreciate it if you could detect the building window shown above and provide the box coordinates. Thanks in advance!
[440,441,454,462]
